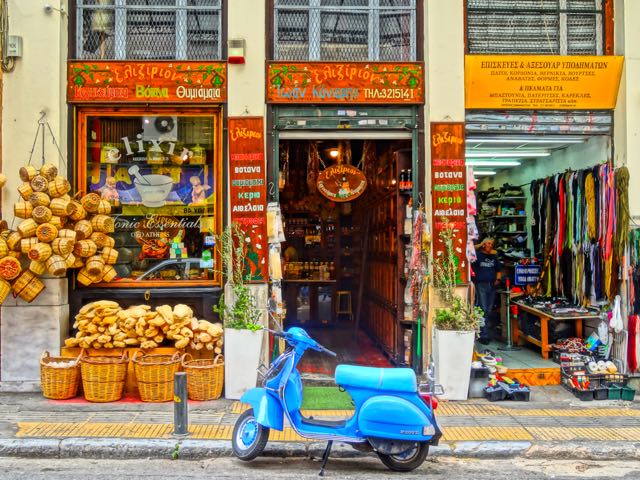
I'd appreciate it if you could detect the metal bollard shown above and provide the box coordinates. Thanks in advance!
[173,372,189,436]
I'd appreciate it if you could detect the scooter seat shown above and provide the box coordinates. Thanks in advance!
[335,365,417,393]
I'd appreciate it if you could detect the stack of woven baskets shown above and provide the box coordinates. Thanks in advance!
[0,163,119,305]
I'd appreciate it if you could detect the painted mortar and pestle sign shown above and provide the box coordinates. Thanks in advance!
[128,165,174,208]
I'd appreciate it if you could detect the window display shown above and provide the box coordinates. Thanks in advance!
[77,109,222,285]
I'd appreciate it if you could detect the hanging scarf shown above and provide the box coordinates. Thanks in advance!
[585,172,597,241]
[614,167,630,262]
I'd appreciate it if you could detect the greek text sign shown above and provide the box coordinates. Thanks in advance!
[266,62,424,104]
[515,265,541,286]
[317,164,367,202]
[431,123,468,284]
[465,55,624,109]
[68,61,227,103]
[229,117,267,281]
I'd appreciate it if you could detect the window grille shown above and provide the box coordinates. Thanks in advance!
[274,0,416,61]
[76,0,222,60]
[466,0,604,55]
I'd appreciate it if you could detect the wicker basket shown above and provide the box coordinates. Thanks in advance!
[40,350,82,400]
[80,351,129,402]
[182,354,224,401]
[19,165,37,182]
[132,351,181,402]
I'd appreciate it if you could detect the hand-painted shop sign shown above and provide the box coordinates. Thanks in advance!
[317,164,367,202]
[266,62,424,104]
[67,61,227,103]
[229,117,267,282]
[431,123,468,284]
[515,265,541,286]
[465,55,624,109]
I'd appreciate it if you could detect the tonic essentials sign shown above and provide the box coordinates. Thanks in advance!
[67,61,227,103]
[317,164,367,202]
[267,62,424,104]
[465,55,624,110]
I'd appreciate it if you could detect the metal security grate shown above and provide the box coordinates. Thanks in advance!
[274,0,416,61]
[76,0,222,60]
[466,0,604,55]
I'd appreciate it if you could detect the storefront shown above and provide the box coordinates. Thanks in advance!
[265,61,426,371]
[66,60,226,320]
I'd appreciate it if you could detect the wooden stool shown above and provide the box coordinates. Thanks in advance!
[335,291,353,322]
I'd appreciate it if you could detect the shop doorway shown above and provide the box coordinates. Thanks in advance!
[465,110,620,384]
[277,138,413,374]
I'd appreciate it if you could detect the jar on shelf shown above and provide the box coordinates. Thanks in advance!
[191,144,206,165]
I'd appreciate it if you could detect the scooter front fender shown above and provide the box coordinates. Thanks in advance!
[358,395,434,442]
[241,388,284,431]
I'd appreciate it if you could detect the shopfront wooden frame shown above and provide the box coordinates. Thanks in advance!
[74,105,224,288]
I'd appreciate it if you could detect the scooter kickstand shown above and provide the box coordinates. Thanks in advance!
[318,440,333,476]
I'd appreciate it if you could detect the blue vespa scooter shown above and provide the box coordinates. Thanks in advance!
[232,327,443,474]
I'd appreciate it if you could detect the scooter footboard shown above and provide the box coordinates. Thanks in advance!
[358,395,435,442]
[241,388,284,431]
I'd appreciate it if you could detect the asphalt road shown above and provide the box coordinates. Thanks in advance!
[1,456,639,479]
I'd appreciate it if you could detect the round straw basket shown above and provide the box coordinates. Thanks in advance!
[14,201,33,219]
[0,256,21,280]
[48,177,71,198]
[74,220,93,240]
[40,350,82,400]
[132,351,181,402]
[8,250,21,259]
[18,182,34,200]
[6,232,22,251]
[40,163,58,181]
[80,351,129,403]
[97,200,112,215]
[99,265,117,283]
[20,237,39,254]
[0,174,5,189]
[11,269,36,296]
[90,232,110,249]
[81,193,101,213]
[58,229,77,242]
[29,260,46,275]
[72,256,85,269]
[85,255,105,276]
[0,278,11,303]
[74,239,97,258]
[32,205,53,224]
[17,219,38,238]
[30,175,49,193]
[18,277,45,303]
[182,354,224,401]
[103,236,115,248]
[28,242,53,262]
[91,215,115,233]
[50,198,73,217]
[52,237,75,255]
[46,255,67,276]
[0,238,8,258]
[49,216,65,229]
[101,247,119,265]
[64,253,76,268]
[19,165,37,182]
[36,223,58,243]
[29,191,51,207]
[68,201,87,221]
[77,268,99,286]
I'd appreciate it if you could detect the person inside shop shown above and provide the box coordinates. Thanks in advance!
[472,237,502,345]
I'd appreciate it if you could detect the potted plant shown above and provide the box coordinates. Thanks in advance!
[213,224,264,400]
[432,221,483,400]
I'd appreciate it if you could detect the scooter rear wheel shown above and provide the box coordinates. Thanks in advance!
[232,408,270,461]
[377,442,429,472]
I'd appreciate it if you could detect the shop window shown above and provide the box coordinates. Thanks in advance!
[77,109,222,286]
[274,0,416,61]
[466,0,605,55]
[76,0,222,60]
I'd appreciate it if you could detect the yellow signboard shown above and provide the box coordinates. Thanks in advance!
[465,55,624,110]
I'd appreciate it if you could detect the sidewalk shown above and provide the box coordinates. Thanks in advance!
[1,386,639,460]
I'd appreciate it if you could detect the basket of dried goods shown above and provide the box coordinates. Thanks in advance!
[182,354,224,401]
[40,350,82,400]
[132,351,181,402]
[80,350,129,402]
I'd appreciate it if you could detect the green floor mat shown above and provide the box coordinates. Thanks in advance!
[301,386,354,410]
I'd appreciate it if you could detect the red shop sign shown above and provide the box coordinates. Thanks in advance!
[430,123,468,284]
[229,117,267,282]
[317,164,367,202]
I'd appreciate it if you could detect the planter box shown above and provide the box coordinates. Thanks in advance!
[433,328,475,401]
[224,329,264,400]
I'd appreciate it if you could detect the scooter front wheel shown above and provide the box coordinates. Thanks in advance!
[232,408,270,461]
[377,442,429,472]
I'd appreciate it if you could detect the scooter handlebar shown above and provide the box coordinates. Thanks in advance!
[263,327,286,338]
[316,343,337,357]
